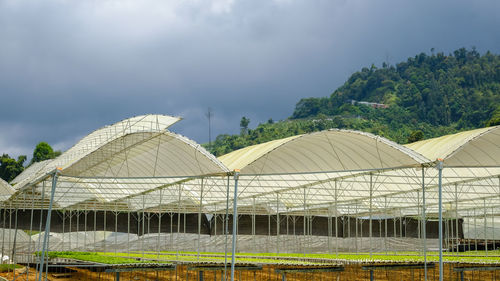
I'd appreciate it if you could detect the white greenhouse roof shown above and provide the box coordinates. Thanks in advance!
[0,178,14,201]
[220,129,430,174]
[4,119,500,217]
[405,125,500,167]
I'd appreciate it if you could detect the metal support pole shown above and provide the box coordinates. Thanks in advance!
[38,172,58,281]
[327,204,332,254]
[252,197,256,252]
[369,173,373,259]
[384,196,388,255]
[158,189,162,259]
[224,176,229,281]
[455,183,459,256]
[198,178,204,261]
[276,192,280,254]
[484,198,488,256]
[334,180,338,257]
[303,187,307,256]
[421,167,427,281]
[230,171,240,281]
[437,160,444,281]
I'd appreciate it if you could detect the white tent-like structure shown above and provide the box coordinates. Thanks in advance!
[1,113,499,281]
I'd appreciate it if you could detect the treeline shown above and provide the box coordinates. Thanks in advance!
[0,142,61,182]
[209,48,500,156]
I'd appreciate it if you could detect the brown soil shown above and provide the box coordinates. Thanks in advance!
[2,263,500,281]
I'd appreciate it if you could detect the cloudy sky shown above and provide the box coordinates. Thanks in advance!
[1,0,499,159]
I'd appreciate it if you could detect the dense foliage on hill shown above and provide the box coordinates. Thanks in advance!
[209,48,500,156]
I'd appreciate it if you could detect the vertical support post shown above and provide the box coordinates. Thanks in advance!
[198,178,204,261]
[384,196,388,255]
[69,210,72,250]
[355,203,358,253]
[334,180,338,257]
[84,207,88,252]
[421,167,427,281]
[94,204,97,251]
[104,209,107,253]
[276,192,280,254]
[252,197,256,252]
[157,189,162,260]
[177,184,182,257]
[29,186,35,264]
[11,207,18,275]
[437,160,444,281]
[347,205,350,252]
[369,173,373,259]
[127,210,130,256]
[327,204,332,254]
[230,171,240,281]
[492,207,495,251]
[37,171,58,281]
[223,176,229,281]
[455,183,459,256]
[484,198,488,256]
[303,187,307,256]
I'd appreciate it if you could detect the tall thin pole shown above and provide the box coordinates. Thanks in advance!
[276,192,280,254]
[230,171,240,281]
[223,176,230,281]
[369,173,373,259]
[206,108,213,152]
[38,172,58,281]
[437,160,444,281]
[334,180,338,257]
[421,167,427,281]
[198,178,204,260]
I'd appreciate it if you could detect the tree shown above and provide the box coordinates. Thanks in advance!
[0,154,26,182]
[407,130,424,143]
[240,117,250,136]
[31,142,56,164]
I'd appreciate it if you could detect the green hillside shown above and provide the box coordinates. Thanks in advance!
[210,48,500,156]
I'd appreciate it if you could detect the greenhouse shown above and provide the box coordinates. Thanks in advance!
[1,114,499,281]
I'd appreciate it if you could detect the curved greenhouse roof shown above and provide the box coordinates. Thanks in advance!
[9,114,229,211]
[0,178,14,201]
[220,129,430,174]
[405,125,500,167]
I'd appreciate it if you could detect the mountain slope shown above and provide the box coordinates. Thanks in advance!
[210,48,500,156]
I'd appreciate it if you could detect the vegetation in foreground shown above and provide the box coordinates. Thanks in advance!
[46,251,144,265]
[0,264,22,273]
[47,250,500,265]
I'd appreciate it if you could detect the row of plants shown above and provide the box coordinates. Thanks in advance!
[46,250,500,265]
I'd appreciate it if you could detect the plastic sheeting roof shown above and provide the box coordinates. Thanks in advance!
[220,129,430,174]
[405,125,500,167]
[0,178,14,201]
[5,119,500,217]
[8,114,229,211]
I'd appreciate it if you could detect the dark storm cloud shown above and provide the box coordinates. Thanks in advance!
[0,0,499,158]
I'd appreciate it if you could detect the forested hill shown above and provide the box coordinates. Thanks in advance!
[210,48,500,156]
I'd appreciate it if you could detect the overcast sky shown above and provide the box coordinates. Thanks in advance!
[1,0,499,159]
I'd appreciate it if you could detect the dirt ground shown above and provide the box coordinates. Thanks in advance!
[2,263,500,281]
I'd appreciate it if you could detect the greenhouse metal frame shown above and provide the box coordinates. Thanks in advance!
[0,114,499,281]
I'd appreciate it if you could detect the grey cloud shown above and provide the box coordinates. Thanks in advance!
[0,0,499,158]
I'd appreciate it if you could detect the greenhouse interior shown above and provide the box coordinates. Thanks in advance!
[0,114,499,281]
